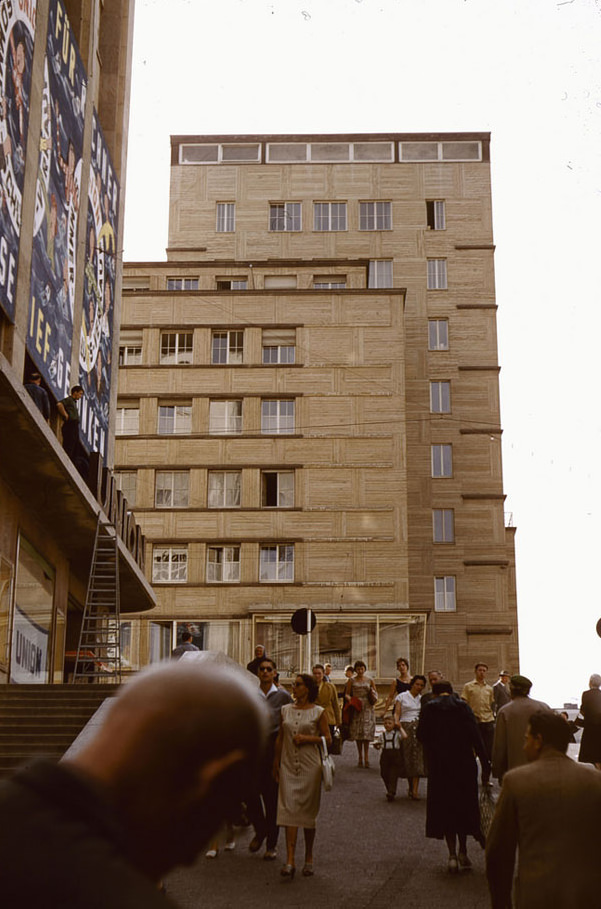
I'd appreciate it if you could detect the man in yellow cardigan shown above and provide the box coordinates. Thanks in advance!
[313,663,341,744]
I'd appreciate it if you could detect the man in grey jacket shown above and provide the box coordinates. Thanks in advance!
[492,674,549,782]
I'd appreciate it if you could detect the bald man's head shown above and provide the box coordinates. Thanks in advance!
[65,660,266,880]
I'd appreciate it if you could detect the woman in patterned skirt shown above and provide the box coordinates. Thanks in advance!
[394,674,427,799]
[345,660,377,768]
[274,673,331,879]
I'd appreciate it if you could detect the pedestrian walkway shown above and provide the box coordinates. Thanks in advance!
[166,740,492,908]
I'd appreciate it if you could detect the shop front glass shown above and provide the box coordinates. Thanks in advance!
[175,621,241,662]
[11,538,55,684]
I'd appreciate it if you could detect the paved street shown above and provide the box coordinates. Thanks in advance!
[166,738,493,909]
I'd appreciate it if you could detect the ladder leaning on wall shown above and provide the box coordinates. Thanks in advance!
[73,516,121,684]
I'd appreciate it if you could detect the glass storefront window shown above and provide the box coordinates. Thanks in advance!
[175,621,240,662]
[254,613,426,679]
[149,622,172,662]
[11,538,55,684]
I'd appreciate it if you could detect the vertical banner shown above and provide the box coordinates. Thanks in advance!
[27,0,86,401]
[0,0,37,321]
[79,111,118,458]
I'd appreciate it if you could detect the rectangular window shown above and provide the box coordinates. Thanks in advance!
[264,275,298,289]
[261,399,295,434]
[211,330,244,364]
[313,277,347,289]
[115,407,139,435]
[431,444,453,478]
[269,203,301,232]
[167,278,199,291]
[262,328,296,364]
[434,576,456,611]
[216,278,248,290]
[207,546,241,583]
[158,404,192,435]
[426,201,446,230]
[433,509,455,543]
[262,471,294,507]
[118,331,143,366]
[259,544,294,582]
[428,319,449,351]
[216,202,235,232]
[115,471,137,506]
[207,471,241,508]
[427,259,448,290]
[359,201,392,231]
[430,381,451,413]
[368,260,393,288]
[209,400,242,434]
[152,547,188,583]
[160,332,193,365]
[155,471,190,508]
[313,202,347,231]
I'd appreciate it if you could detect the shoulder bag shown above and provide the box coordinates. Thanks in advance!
[320,735,335,791]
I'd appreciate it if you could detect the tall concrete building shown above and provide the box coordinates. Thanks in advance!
[118,132,518,685]
[0,0,154,684]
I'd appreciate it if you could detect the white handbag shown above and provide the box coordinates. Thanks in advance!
[320,735,335,791]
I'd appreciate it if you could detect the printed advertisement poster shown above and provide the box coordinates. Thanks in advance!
[10,604,49,684]
[0,0,37,322]
[27,0,86,401]
[79,111,119,458]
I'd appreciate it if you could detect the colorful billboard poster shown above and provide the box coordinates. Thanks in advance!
[0,0,37,322]
[79,111,119,458]
[27,0,86,402]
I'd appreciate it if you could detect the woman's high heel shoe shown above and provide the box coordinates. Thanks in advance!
[302,863,314,876]
[280,864,295,880]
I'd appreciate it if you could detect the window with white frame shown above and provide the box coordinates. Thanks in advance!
[426,201,446,230]
[206,545,241,583]
[262,328,296,364]
[216,278,248,290]
[211,330,244,364]
[368,260,393,288]
[314,202,347,231]
[152,546,188,583]
[259,543,294,582]
[207,471,241,508]
[209,400,242,434]
[115,406,139,435]
[427,259,448,290]
[167,278,199,291]
[262,471,294,507]
[269,203,301,232]
[118,331,143,366]
[433,509,455,543]
[115,471,137,506]
[160,332,193,365]
[216,203,235,233]
[431,444,453,478]
[261,399,295,434]
[434,576,456,611]
[359,201,392,231]
[430,381,451,413]
[155,471,190,507]
[313,277,347,289]
[158,404,192,434]
[428,319,449,351]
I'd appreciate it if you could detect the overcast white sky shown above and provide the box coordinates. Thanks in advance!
[123,0,601,707]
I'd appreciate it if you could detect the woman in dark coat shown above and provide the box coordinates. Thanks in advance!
[578,673,601,769]
[417,681,488,873]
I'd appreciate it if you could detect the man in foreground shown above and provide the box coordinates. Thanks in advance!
[486,710,601,908]
[0,660,266,907]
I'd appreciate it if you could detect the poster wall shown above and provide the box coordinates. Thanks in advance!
[0,0,37,322]
[79,111,119,458]
[27,0,86,402]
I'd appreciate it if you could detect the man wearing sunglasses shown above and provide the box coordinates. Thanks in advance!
[247,659,292,860]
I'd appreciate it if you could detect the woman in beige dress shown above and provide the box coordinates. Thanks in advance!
[274,673,331,879]
[345,660,377,768]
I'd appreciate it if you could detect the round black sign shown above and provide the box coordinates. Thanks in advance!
[596,618,601,639]
[290,608,316,635]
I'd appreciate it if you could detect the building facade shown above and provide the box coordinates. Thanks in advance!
[118,132,518,686]
[0,0,154,684]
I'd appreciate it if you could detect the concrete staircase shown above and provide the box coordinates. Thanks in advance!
[0,684,116,779]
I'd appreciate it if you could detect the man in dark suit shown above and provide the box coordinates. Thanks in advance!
[486,710,601,908]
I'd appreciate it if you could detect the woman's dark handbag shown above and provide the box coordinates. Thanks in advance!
[368,687,378,707]
[329,727,342,755]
